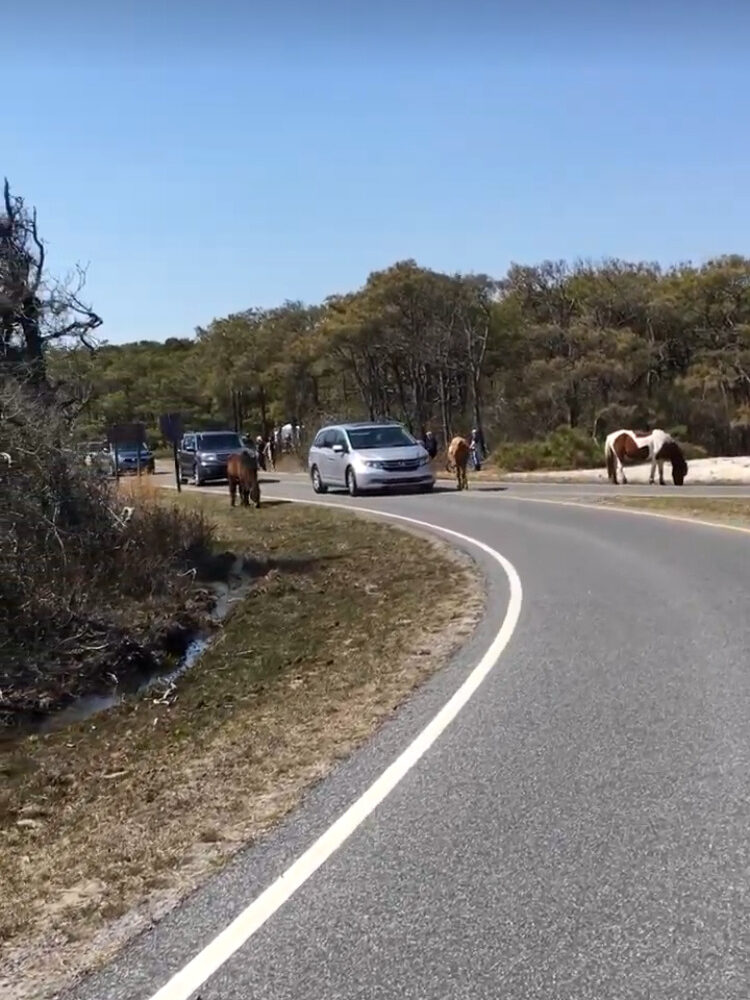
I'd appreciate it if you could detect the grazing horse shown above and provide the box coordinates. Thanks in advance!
[227,450,261,508]
[447,436,470,490]
[604,428,688,486]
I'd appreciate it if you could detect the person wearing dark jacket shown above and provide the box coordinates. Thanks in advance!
[423,430,438,459]
[469,428,484,471]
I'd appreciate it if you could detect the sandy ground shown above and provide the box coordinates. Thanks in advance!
[498,456,750,485]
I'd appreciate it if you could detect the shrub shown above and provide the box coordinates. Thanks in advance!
[491,426,603,471]
[0,378,215,724]
[491,425,707,471]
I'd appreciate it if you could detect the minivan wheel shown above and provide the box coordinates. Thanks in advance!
[311,465,327,494]
[346,467,359,497]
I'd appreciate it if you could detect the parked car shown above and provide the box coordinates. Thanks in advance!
[178,430,251,485]
[308,421,435,496]
[104,441,155,476]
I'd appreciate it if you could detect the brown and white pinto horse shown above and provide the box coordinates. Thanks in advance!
[604,428,688,486]
[228,450,261,508]
[447,436,470,490]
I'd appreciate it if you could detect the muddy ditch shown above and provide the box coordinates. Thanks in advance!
[0,548,308,738]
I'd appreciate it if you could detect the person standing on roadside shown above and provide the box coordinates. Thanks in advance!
[264,435,276,471]
[469,428,483,471]
[255,434,267,471]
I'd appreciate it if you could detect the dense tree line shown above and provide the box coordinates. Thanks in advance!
[50,255,750,462]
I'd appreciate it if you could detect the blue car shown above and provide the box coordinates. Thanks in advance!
[106,442,155,476]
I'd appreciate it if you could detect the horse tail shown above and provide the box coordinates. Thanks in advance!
[605,440,616,483]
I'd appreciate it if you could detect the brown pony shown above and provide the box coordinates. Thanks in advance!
[447,436,470,490]
[228,450,261,508]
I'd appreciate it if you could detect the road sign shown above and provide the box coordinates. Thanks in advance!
[107,422,146,446]
[159,413,184,492]
[159,412,184,444]
[106,423,146,480]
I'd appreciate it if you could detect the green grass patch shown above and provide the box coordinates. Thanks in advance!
[588,495,750,528]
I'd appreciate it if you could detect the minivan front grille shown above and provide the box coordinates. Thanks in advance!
[381,458,421,471]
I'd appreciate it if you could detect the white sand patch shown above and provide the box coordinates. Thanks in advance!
[501,456,750,485]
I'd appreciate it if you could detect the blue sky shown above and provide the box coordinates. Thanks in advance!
[5,1,750,343]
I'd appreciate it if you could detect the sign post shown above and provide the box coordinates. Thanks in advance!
[107,422,146,483]
[159,413,184,493]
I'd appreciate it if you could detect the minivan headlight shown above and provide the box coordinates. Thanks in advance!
[418,454,430,465]
[362,459,384,469]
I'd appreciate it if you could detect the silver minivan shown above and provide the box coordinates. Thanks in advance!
[308,421,435,496]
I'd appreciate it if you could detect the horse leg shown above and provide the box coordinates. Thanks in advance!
[250,477,260,508]
[607,447,617,484]
[229,476,237,507]
[658,459,665,485]
[616,455,626,484]
[649,454,656,485]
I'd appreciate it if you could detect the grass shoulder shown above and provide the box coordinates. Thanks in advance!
[582,495,750,528]
[0,490,481,1000]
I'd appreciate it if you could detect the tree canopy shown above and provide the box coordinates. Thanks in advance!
[49,253,750,458]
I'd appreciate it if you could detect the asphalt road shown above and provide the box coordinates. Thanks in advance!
[65,476,750,1000]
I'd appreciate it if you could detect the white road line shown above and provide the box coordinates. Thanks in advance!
[146,497,523,1000]
[489,493,750,536]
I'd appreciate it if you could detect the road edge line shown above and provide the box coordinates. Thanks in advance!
[498,493,750,536]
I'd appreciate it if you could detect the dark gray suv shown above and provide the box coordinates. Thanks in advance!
[178,430,250,485]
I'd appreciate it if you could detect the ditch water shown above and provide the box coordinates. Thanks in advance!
[35,560,255,735]
[38,634,213,733]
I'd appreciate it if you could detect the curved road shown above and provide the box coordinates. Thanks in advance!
[67,480,750,1000]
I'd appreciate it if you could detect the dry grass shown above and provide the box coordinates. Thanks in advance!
[0,490,481,999]
[0,407,216,728]
[584,495,750,528]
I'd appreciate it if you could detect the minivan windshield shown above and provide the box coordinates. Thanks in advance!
[346,426,415,450]
[197,433,243,451]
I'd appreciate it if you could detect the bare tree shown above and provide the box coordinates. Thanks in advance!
[0,178,102,385]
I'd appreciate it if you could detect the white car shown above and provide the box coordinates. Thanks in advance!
[308,421,435,496]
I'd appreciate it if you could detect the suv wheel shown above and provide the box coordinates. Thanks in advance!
[192,465,203,487]
[311,465,327,494]
[346,467,359,497]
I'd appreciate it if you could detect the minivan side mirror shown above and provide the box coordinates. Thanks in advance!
[332,443,345,454]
